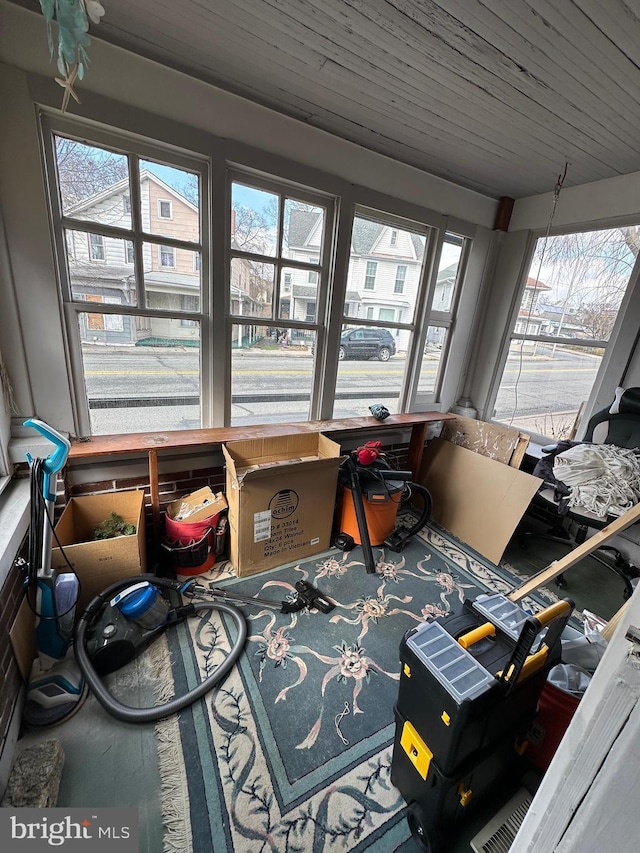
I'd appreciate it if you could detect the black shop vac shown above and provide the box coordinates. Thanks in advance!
[335,441,432,573]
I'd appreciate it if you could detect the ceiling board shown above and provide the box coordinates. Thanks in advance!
[11,0,640,200]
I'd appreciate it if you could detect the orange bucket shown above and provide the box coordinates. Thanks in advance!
[338,483,403,545]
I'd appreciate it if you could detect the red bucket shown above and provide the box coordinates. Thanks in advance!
[164,511,221,576]
[527,681,580,771]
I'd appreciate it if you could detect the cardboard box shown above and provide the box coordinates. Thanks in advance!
[223,434,343,576]
[421,437,541,564]
[50,490,147,613]
[166,487,227,523]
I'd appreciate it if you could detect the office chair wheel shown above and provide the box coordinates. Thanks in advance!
[555,573,568,589]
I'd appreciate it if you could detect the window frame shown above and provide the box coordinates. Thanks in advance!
[487,225,640,444]
[157,198,173,219]
[363,260,377,290]
[40,114,210,437]
[159,243,176,268]
[394,263,407,294]
[124,240,134,265]
[227,169,336,423]
[88,232,105,262]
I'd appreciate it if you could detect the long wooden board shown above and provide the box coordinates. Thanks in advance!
[510,502,640,602]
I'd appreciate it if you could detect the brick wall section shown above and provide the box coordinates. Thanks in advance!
[0,537,28,762]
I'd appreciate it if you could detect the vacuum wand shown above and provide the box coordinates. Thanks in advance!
[184,579,335,614]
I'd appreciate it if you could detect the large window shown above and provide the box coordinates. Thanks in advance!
[493,227,638,439]
[41,118,472,436]
[43,118,207,435]
[228,177,333,426]
[335,209,435,417]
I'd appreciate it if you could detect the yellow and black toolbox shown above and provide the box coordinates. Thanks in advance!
[391,593,574,851]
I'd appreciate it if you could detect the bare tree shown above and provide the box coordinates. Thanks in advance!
[532,227,636,340]
[55,136,128,208]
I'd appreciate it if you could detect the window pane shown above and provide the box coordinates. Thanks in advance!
[516,230,630,342]
[66,229,137,306]
[230,258,274,319]
[54,136,131,228]
[77,313,200,434]
[345,214,427,324]
[279,266,317,322]
[230,324,315,426]
[493,225,638,439]
[139,160,200,242]
[231,183,278,256]
[282,199,325,261]
[494,340,602,438]
[437,237,463,312]
[418,326,447,393]
[143,243,201,312]
[334,324,405,417]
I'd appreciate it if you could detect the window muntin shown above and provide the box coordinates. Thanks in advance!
[48,128,206,435]
[493,227,636,438]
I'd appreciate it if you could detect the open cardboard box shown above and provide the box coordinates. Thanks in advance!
[50,490,147,614]
[166,486,227,524]
[223,433,343,576]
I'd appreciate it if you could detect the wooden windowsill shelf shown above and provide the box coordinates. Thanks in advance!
[68,411,452,547]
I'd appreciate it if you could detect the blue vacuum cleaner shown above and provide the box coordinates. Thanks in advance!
[22,419,86,727]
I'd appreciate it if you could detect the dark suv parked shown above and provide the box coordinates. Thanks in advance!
[339,328,396,361]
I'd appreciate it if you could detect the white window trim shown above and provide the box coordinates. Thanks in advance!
[157,198,173,219]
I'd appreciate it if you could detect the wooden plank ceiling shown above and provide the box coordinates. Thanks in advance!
[17,0,640,200]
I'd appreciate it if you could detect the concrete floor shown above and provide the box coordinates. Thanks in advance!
[8,515,628,853]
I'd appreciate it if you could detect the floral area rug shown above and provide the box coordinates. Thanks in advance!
[156,520,556,853]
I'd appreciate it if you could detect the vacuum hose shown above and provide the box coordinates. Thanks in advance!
[75,575,247,723]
